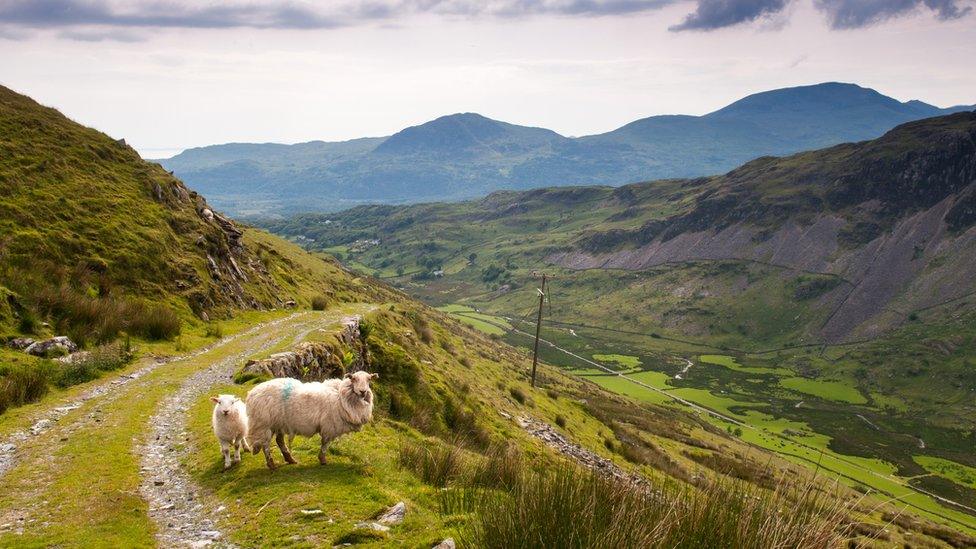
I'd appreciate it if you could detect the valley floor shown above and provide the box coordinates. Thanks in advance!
[440,304,976,535]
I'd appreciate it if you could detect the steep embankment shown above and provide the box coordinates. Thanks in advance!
[0,84,382,344]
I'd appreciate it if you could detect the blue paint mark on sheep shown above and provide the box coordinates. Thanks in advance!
[281,379,296,402]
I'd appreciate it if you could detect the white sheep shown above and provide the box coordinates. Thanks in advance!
[245,371,378,470]
[210,394,250,470]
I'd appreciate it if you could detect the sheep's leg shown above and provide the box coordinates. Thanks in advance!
[276,432,297,464]
[262,444,277,470]
[241,434,252,453]
[220,441,232,471]
[318,435,332,465]
[232,437,242,463]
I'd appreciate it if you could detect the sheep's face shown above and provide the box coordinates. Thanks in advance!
[345,371,378,402]
[211,394,240,417]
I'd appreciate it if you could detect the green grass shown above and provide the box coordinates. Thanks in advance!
[915,456,976,490]
[435,305,512,336]
[592,354,641,369]
[779,377,867,404]
[699,354,791,375]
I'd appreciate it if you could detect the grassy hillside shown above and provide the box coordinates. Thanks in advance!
[259,113,976,530]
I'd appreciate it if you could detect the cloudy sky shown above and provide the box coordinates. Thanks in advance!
[1,0,974,158]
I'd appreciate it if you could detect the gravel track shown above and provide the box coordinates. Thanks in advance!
[0,317,297,481]
[139,313,325,548]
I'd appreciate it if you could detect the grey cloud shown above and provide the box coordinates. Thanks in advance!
[815,0,973,28]
[669,0,973,31]
[0,0,346,29]
[669,0,789,30]
[0,0,970,34]
[0,0,679,30]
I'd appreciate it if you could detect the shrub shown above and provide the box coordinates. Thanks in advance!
[128,303,181,340]
[310,295,328,311]
[398,439,467,487]
[555,414,568,429]
[0,362,53,414]
[509,386,528,405]
[547,388,560,400]
[457,462,851,549]
[55,342,132,388]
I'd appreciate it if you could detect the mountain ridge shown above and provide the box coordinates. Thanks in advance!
[158,82,974,216]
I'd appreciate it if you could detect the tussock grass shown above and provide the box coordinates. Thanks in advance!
[55,341,133,388]
[31,285,180,345]
[397,438,468,487]
[0,340,134,413]
[0,361,53,414]
[311,295,328,311]
[460,463,852,549]
[399,437,853,549]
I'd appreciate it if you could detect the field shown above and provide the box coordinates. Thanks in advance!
[499,319,976,532]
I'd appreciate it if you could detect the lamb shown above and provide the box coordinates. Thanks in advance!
[210,394,250,470]
[245,371,378,470]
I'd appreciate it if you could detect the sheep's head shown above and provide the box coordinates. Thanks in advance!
[211,394,240,417]
[344,371,378,403]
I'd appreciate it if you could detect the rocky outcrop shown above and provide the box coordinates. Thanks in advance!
[16,336,79,357]
[516,416,647,488]
[236,316,368,382]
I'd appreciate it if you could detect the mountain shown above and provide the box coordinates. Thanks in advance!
[159,82,973,216]
[260,113,976,528]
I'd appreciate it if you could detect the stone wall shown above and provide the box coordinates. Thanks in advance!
[235,316,369,382]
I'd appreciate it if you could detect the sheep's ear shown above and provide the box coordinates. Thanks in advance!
[210,396,220,403]
[370,373,379,380]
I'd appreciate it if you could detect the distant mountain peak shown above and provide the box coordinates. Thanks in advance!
[374,112,565,156]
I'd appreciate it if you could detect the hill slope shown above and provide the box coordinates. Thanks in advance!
[160,82,972,216]
[0,84,384,344]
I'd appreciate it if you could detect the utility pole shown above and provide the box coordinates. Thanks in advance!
[530,273,548,388]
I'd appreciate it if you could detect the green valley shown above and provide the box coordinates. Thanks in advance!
[260,112,976,538]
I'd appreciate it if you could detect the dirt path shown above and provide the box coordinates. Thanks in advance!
[0,313,323,544]
[140,312,360,548]
[0,316,301,482]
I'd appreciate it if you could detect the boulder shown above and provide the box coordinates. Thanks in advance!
[433,539,456,549]
[7,337,35,350]
[24,336,78,357]
[377,502,405,525]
